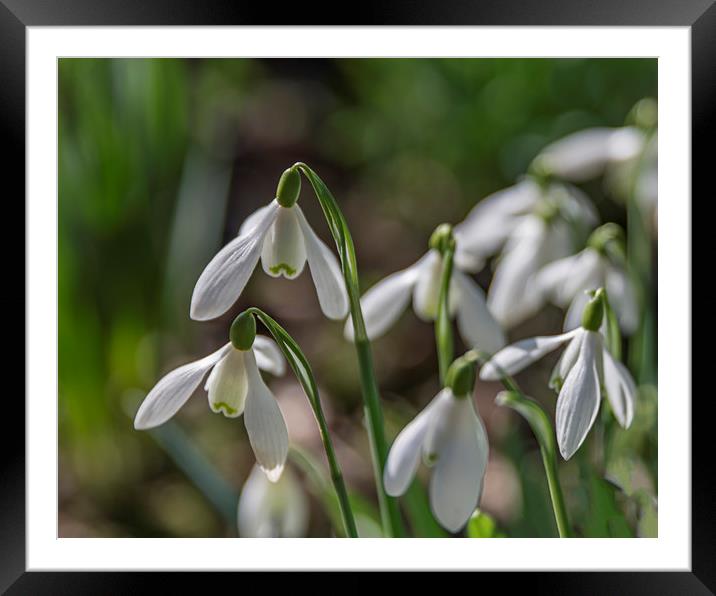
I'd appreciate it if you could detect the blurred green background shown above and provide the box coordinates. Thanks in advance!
[58,58,657,538]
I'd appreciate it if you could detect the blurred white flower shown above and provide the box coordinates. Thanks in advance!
[533,126,646,183]
[384,360,489,533]
[480,297,636,460]
[344,246,505,354]
[454,178,598,329]
[238,464,309,537]
[191,197,348,321]
[535,227,638,335]
[134,336,289,481]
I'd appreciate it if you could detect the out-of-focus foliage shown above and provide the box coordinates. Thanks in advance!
[58,58,657,537]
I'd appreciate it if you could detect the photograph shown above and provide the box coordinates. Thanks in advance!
[57,57,658,539]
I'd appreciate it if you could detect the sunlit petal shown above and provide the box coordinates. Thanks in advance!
[252,335,286,376]
[294,205,349,320]
[429,396,489,533]
[134,343,232,430]
[602,348,637,428]
[480,329,581,381]
[556,331,602,459]
[243,351,289,481]
[454,271,506,354]
[191,202,279,320]
[383,389,450,497]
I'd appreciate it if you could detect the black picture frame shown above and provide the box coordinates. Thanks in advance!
[5,0,711,591]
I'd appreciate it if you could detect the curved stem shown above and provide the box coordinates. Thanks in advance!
[248,307,358,538]
[278,163,405,537]
[474,350,571,538]
[435,246,455,384]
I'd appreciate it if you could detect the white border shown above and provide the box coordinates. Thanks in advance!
[28,27,691,570]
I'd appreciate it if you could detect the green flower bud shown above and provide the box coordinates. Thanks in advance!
[581,289,605,332]
[230,312,256,351]
[276,167,301,208]
[627,97,657,130]
[445,352,478,398]
[587,223,624,256]
[429,223,456,254]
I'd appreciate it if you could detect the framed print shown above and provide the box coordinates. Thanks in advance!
[5,0,712,591]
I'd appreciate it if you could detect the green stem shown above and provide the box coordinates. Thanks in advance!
[475,350,571,538]
[287,163,405,537]
[435,246,455,384]
[247,307,358,538]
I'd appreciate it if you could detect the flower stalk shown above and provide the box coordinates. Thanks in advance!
[245,307,358,538]
[432,224,456,383]
[475,349,571,538]
[257,164,404,537]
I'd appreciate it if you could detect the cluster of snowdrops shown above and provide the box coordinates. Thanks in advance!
[134,104,657,538]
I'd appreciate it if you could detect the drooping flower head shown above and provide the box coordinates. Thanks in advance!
[384,352,489,532]
[191,167,349,322]
[480,289,636,460]
[345,224,505,354]
[535,223,638,334]
[453,178,598,329]
[134,312,289,481]
[238,464,309,537]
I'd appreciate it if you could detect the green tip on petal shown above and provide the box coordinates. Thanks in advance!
[581,288,605,332]
[429,223,456,254]
[230,311,256,351]
[627,97,658,130]
[445,351,478,398]
[276,167,301,208]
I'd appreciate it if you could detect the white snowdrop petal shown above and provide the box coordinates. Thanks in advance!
[550,331,584,389]
[486,218,547,329]
[555,331,602,460]
[383,389,450,497]
[563,289,591,332]
[606,265,639,335]
[345,259,422,341]
[537,128,619,182]
[134,343,232,430]
[294,206,349,320]
[429,397,489,533]
[602,349,637,428]
[206,349,249,418]
[480,329,580,381]
[239,204,274,236]
[252,335,286,376]
[412,251,450,321]
[454,271,506,354]
[191,202,279,321]
[453,181,541,269]
[243,352,289,482]
[608,126,645,162]
[421,389,457,462]
[261,206,307,279]
[238,464,309,538]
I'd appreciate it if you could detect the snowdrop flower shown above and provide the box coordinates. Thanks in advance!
[532,126,646,183]
[453,178,598,328]
[480,289,636,460]
[344,225,505,354]
[238,464,309,537]
[134,313,289,481]
[535,223,638,334]
[384,353,489,532]
[191,167,348,321]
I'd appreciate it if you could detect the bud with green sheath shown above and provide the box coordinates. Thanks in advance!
[276,167,301,208]
[230,311,257,351]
